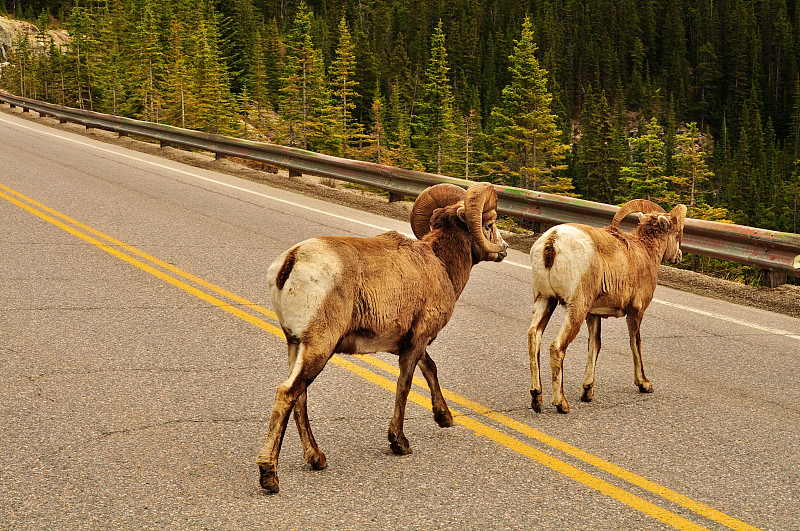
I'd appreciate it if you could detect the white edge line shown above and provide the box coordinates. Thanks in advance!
[5,113,799,342]
[1,114,404,236]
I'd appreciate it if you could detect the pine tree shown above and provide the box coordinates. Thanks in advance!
[126,0,165,121]
[620,117,670,202]
[330,16,360,158]
[261,17,283,111]
[414,20,456,174]
[670,123,723,220]
[577,87,620,203]
[489,15,570,193]
[731,93,767,226]
[368,83,388,164]
[92,0,126,115]
[162,16,195,129]
[192,10,240,136]
[65,6,99,110]
[388,84,423,171]
[279,4,334,151]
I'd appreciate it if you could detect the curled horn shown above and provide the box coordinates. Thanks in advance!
[611,199,666,228]
[671,204,687,241]
[411,183,467,239]
[463,182,505,254]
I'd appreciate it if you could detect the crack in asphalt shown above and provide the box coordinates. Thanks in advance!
[19,365,265,382]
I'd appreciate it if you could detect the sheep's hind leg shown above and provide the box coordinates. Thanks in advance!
[293,389,327,470]
[417,352,453,427]
[581,314,602,402]
[626,311,653,393]
[256,342,331,493]
[550,301,588,413]
[388,347,425,455]
[528,297,557,413]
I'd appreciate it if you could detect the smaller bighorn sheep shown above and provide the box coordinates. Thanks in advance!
[257,182,508,493]
[527,199,686,413]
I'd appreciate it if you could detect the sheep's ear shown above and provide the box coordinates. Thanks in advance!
[636,212,646,223]
[457,206,467,222]
[657,215,671,231]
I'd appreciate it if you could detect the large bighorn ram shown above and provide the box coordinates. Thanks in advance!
[527,199,686,413]
[257,182,508,492]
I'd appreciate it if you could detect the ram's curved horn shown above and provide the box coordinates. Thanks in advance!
[670,204,688,241]
[611,199,666,227]
[411,183,467,239]
[463,182,505,254]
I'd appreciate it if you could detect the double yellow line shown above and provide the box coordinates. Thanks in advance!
[0,182,759,531]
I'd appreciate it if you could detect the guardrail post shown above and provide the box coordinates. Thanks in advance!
[215,152,226,160]
[289,169,302,177]
[388,192,405,203]
[762,269,788,288]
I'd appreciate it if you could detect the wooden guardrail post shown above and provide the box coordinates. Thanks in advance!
[762,270,788,288]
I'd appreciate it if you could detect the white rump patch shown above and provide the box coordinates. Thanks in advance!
[267,239,343,338]
[530,225,595,302]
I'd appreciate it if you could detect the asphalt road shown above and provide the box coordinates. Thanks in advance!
[1,106,799,530]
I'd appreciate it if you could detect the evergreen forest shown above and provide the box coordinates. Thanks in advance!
[2,0,800,249]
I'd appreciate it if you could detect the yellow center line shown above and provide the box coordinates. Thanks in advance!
[333,356,707,531]
[355,355,759,531]
[0,187,284,337]
[0,182,279,322]
[0,183,760,531]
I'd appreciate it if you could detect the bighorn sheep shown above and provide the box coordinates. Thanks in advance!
[527,199,687,413]
[256,182,508,492]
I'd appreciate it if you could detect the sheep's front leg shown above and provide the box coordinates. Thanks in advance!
[626,310,653,393]
[581,314,602,402]
[528,297,557,413]
[417,352,453,428]
[388,347,425,455]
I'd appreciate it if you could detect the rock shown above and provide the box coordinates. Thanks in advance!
[0,15,69,62]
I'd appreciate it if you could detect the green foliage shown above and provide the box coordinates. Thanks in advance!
[330,16,360,157]
[414,20,457,175]
[3,0,800,235]
[489,16,570,194]
[620,117,670,202]
[576,87,623,203]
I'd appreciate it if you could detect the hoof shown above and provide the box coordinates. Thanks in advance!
[307,451,327,470]
[434,410,454,428]
[638,380,654,393]
[581,386,594,402]
[530,390,543,414]
[389,433,412,455]
[259,464,279,493]
[555,401,570,414]
[390,442,413,455]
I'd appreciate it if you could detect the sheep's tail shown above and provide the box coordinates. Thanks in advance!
[542,232,557,269]
[275,247,298,290]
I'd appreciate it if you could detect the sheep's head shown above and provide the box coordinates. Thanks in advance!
[612,200,687,265]
[411,182,508,262]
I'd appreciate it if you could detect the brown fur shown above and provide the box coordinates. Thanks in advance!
[257,185,507,492]
[543,232,557,269]
[527,205,684,414]
[275,247,297,290]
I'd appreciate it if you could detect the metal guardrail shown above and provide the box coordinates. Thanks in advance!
[2,90,799,286]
